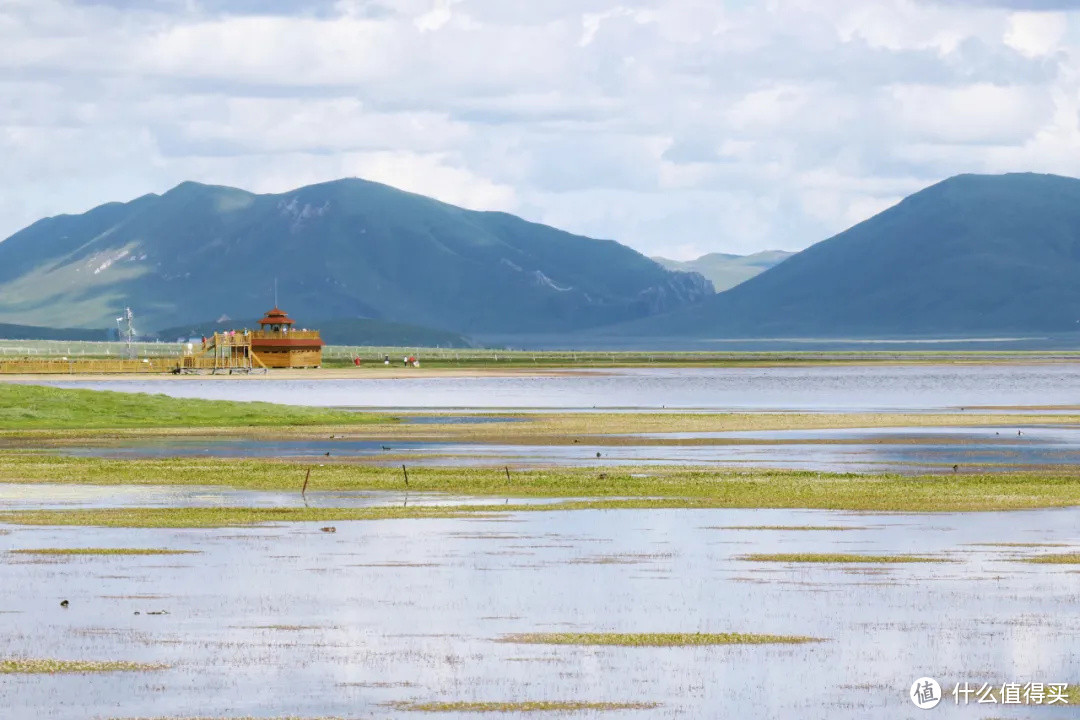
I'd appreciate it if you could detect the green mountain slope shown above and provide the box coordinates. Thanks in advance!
[0,179,712,333]
[652,251,793,291]
[618,173,1080,337]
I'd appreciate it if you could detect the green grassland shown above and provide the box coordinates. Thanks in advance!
[0,384,388,430]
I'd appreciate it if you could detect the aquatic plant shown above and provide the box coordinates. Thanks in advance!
[388,700,659,712]
[739,553,943,563]
[0,658,167,674]
[499,632,822,646]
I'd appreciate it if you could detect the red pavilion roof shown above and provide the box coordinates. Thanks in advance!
[257,307,296,326]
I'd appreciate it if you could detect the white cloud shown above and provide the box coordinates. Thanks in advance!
[1,0,1079,259]
[1004,11,1067,56]
[415,0,462,32]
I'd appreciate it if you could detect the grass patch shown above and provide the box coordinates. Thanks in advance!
[739,553,942,563]
[1023,553,1080,564]
[970,542,1070,548]
[498,632,822,646]
[9,548,197,556]
[389,701,658,713]
[0,384,389,430]
[0,658,167,674]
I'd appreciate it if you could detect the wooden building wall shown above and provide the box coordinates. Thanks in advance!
[252,348,322,368]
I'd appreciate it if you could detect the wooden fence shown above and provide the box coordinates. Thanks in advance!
[0,358,175,374]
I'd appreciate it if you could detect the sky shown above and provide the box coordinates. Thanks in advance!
[2,0,1080,260]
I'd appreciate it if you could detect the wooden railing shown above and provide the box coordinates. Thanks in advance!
[0,359,172,374]
[250,330,322,340]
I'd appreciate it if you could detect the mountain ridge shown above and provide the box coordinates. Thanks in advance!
[0,177,713,333]
[615,172,1080,337]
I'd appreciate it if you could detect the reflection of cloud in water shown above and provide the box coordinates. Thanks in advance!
[48,424,1080,474]
[42,363,1080,411]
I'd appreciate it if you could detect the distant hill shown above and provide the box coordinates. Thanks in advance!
[652,250,793,291]
[618,173,1080,337]
[0,179,712,334]
[0,323,110,342]
[158,317,475,348]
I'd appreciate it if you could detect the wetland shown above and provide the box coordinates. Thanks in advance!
[2,361,1080,718]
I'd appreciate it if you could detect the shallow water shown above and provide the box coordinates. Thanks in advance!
[1,505,1078,719]
[0,484,561,511]
[44,424,1080,473]
[39,363,1080,412]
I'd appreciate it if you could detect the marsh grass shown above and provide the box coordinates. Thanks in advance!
[0,658,167,674]
[710,525,866,531]
[388,701,659,713]
[739,553,943,563]
[9,548,198,556]
[1023,553,1080,564]
[969,543,1070,548]
[498,632,822,646]
[3,453,1080,514]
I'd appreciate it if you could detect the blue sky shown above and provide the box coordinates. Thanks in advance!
[3,0,1080,259]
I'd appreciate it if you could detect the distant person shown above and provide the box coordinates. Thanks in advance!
[353,356,361,367]
[384,355,390,365]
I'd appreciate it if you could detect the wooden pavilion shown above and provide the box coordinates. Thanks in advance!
[249,307,324,368]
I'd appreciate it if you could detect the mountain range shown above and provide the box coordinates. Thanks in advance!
[619,173,1080,337]
[0,179,712,334]
[5,172,1080,342]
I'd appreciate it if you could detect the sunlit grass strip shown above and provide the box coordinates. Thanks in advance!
[1023,553,1080,564]
[499,632,822,646]
[0,658,167,674]
[10,548,198,556]
[970,542,1069,548]
[5,454,1080,513]
[389,701,659,713]
[739,553,942,563]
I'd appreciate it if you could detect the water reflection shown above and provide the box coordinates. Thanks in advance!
[43,424,1080,474]
[38,363,1080,411]
[1,507,1078,719]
